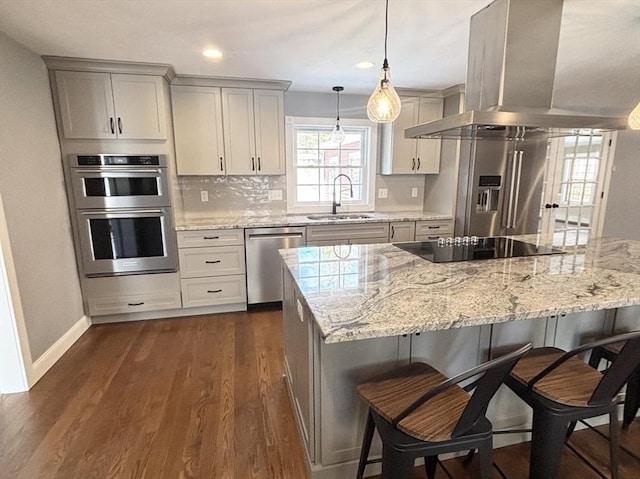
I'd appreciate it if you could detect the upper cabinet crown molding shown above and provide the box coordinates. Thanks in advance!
[171,75,291,91]
[42,56,175,81]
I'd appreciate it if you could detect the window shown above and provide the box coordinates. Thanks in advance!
[285,117,377,213]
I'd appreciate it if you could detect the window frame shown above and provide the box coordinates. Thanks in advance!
[285,116,378,214]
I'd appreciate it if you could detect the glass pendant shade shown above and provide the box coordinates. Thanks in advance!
[367,63,401,123]
[628,101,640,130]
[331,122,345,143]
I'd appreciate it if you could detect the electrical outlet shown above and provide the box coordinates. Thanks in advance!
[200,190,209,202]
[411,187,418,198]
[268,189,283,201]
[378,188,388,199]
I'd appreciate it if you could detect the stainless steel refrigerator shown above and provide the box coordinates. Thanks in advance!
[454,138,549,237]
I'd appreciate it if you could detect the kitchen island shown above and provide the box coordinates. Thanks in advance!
[280,236,640,478]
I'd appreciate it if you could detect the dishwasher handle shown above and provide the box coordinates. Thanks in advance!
[247,233,304,240]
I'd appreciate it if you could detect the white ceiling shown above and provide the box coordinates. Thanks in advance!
[0,0,638,114]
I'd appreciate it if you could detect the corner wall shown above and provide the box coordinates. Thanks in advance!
[0,32,86,365]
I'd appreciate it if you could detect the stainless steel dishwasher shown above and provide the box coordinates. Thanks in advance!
[245,226,306,304]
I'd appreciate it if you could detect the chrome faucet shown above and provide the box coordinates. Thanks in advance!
[332,174,353,214]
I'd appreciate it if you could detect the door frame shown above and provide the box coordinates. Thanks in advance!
[0,193,32,393]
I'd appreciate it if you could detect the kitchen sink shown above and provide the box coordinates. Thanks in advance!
[307,214,372,221]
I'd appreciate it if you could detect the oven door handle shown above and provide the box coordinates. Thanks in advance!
[79,208,165,217]
[73,169,163,174]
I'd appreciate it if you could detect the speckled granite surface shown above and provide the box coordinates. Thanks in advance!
[175,211,452,230]
[279,236,640,343]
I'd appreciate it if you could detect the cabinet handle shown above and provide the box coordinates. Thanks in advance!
[203,236,219,240]
[117,117,123,134]
[207,289,223,294]
[251,157,255,171]
[109,117,115,134]
[427,226,440,229]
[417,158,421,170]
[391,225,395,238]
[219,157,224,171]
[258,157,261,171]
[412,158,416,170]
[128,302,144,306]
[205,260,221,264]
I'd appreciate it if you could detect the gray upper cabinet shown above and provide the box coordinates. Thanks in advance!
[380,96,443,175]
[171,85,226,175]
[54,71,167,140]
[222,88,285,175]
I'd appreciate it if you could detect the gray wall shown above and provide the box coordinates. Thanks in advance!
[603,131,640,241]
[0,32,85,360]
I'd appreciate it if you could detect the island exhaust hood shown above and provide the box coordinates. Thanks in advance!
[405,0,628,140]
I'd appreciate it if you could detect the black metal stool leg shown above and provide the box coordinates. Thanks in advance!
[610,410,620,479]
[623,370,640,428]
[477,438,494,479]
[424,455,437,479]
[530,410,568,479]
[357,409,376,479]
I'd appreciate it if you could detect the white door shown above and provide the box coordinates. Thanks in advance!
[415,98,443,174]
[55,71,116,139]
[253,89,285,174]
[111,74,167,140]
[540,133,614,247]
[221,88,256,175]
[172,85,226,175]
[390,98,420,174]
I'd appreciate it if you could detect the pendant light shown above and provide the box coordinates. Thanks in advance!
[367,0,401,123]
[628,101,640,130]
[331,86,346,144]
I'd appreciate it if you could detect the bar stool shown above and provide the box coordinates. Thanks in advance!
[589,340,640,428]
[356,344,532,479]
[504,331,640,479]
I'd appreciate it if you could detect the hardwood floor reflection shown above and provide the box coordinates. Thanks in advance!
[1,308,639,478]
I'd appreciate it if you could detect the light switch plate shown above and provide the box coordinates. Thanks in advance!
[378,188,388,199]
[200,190,209,202]
[268,189,283,201]
[411,187,418,198]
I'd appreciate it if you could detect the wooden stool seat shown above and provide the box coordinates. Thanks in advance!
[357,362,471,442]
[510,347,604,407]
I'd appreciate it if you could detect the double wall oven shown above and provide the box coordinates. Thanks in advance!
[68,154,177,276]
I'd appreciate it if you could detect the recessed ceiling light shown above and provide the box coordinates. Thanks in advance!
[203,49,223,59]
[356,61,375,69]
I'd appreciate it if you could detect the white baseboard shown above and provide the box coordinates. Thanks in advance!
[28,315,91,387]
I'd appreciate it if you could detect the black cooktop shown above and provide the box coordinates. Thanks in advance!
[394,237,565,263]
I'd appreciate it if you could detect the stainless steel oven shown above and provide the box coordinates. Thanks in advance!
[75,207,177,276]
[68,154,177,277]
[69,154,169,209]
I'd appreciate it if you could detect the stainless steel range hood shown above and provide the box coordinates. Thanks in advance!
[405,0,628,140]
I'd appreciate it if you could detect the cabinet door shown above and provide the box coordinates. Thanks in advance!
[111,74,167,140]
[172,86,225,175]
[222,88,257,175]
[390,98,420,174]
[415,98,443,174]
[389,221,416,241]
[55,71,116,139]
[253,90,285,174]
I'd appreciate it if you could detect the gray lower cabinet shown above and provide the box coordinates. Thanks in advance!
[306,223,390,246]
[177,229,247,308]
[83,272,181,316]
[389,221,416,242]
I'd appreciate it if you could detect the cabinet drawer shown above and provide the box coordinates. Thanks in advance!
[179,245,245,278]
[177,229,244,248]
[88,291,181,316]
[306,223,390,243]
[181,275,247,307]
[415,220,453,237]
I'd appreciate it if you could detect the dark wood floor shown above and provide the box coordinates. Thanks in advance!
[1,309,639,478]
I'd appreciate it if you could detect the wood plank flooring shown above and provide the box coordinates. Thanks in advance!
[1,308,639,478]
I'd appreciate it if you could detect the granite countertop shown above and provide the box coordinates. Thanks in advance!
[279,236,640,344]
[174,211,452,230]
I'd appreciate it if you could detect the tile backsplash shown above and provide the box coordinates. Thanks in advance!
[175,174,426,221]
